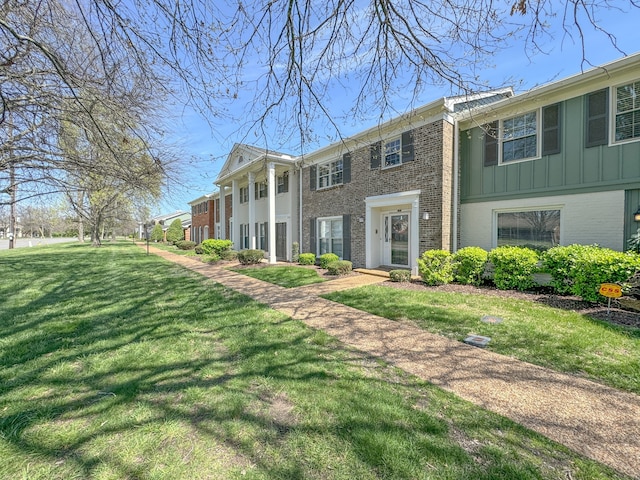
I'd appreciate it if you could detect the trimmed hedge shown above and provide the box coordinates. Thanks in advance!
[237,249,265,265]
[389,270,411,282]
[175,240,196,250]
[488,246,539,291]
[417,250,453,286]
[298,253,316,265]
[452,246,488,286]
[319,253,340,269]
[570,248,640,302]
[327,260,352,275]
[200,239,233,256]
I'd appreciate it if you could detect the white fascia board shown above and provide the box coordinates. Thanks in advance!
[457,52,640,129]
[299,100,450,166]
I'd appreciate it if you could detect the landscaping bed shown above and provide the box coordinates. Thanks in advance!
[383,280,640,329]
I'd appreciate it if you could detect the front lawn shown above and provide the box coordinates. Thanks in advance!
[0,243,629,479]
[323,285,640,395]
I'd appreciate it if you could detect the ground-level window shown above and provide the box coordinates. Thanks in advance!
[318,217,343,258]
[496,209,560,248]
[256,222,267,250]
[240,223,249,249]
[615,80,640,142]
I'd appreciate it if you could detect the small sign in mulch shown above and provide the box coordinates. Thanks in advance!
[464,335,491,347]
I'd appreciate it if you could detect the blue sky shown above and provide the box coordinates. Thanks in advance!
[155,4,640,215]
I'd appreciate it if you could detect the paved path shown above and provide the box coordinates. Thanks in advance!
[145,246,640,479]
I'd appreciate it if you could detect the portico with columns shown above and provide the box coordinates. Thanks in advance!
[215,144,299,263]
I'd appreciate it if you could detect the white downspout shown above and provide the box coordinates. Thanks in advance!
[452,119,460,253]
[298,158,303,251]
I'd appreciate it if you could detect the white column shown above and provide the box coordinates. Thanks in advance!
[248,171,256,249]
[219,187,226,240]
[267,162,277,263]
[231,179,239,250]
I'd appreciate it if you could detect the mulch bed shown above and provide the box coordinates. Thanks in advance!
[382,280,640,330]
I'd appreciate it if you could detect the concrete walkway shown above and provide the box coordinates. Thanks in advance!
[145,246,640,479]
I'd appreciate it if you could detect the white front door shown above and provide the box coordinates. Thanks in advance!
[382,213,410,266]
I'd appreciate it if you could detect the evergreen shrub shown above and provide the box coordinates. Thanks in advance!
[488,246,539,291]
[298,253,316,265]
[319,253,340,269]
[417,249,453,286]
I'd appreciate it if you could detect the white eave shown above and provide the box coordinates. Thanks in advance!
[457,52,640,128]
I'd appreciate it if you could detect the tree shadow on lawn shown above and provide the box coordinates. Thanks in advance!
[0,244,626,479]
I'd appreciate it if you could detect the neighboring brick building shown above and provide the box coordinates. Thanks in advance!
[188,191,233,244]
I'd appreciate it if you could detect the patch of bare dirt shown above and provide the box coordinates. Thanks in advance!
[382,280,640,329]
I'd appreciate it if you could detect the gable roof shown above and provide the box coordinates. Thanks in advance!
[215,143,295,184]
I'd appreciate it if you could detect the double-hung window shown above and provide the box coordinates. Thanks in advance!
[384,137,401,167]
[240,223,249,249]
[255,182,267,199]
[484,105,561,166]
[614,80,640,142]
[318,217,343,258]
[318,159,343,188]
[277,171,289,193]
[502,112,538,162]
[239,186,249,204]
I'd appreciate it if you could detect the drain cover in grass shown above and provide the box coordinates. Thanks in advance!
[464,335,491,347]
[481,315,503,324]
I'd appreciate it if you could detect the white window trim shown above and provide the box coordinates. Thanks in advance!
[277,171,289,194]
[317,216,343,259]
[239,186,249,204]
[492,205,563,248]
[316,159,344,190]
[498,109,541,165]
[610,81,640,146]
[382,136,402,169]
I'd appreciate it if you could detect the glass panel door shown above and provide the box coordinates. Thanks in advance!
[383,213,409,266]
[390,214,409,265]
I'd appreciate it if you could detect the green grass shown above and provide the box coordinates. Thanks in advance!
[0,243,630,479]
[323,286,640,395]
[230,265,326,288]
[142,240,199,257]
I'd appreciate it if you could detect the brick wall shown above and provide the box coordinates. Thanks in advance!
[302,118,455,268]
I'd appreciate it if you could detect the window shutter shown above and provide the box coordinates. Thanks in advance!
[283,171,289,193]
[342,214,351,261]
[310,165,317,191]
[542,103,561,155]
[483,121,499,166]
[343,153,351,184]
[254,183,259,200]
[585,89,609,148]
[401,130,415,162]
[309,218,317,255]
[370,142,381,169]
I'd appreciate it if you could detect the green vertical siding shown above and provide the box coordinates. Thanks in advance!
[461,94,640,202]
